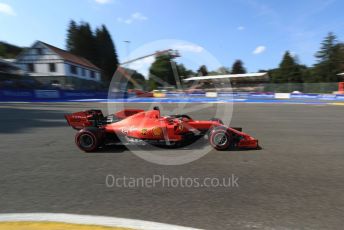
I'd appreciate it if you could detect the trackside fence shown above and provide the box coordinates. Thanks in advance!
[1,89,344,101]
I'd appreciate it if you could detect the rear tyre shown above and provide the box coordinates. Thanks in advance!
[75,128,101,152]
[209,128,231,150]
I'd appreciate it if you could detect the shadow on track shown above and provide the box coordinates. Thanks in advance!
[0,107,68,134]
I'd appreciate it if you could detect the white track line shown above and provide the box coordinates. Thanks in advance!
[0,213,202,230]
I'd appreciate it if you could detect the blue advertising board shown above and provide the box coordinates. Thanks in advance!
[1,89,344,102]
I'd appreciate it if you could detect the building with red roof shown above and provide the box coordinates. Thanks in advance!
[15,41,101,86]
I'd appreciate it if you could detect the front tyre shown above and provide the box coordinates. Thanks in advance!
[75,128,100,152]
[209,128,231,150]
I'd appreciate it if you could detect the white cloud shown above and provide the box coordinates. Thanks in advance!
[117,12,148,24]
[132,12,147,21]
[0,3,16,16]
[94,0,112,4]
[172,43,204,53]
[253,45,266,55]
[237,26,245,31]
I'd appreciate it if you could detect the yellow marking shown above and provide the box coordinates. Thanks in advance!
[141,128,148,135]
[330,102,344,106]
[0,221,133,230]
[153,93,166,98]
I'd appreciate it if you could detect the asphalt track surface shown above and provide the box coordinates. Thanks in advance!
[0,102,343,230]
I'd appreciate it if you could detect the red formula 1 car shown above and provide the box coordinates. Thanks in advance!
[65,107,259,152]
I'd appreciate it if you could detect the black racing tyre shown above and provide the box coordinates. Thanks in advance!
[208,128,232,150]
[75,128,102,152]
[210,118,224,124]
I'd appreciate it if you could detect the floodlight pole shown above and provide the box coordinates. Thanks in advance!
[123,41,131,63]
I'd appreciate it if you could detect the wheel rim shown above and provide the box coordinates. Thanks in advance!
[213,132,228,147]
[79,133,94,148]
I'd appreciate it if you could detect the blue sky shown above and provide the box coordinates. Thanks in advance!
[1,0,344,74]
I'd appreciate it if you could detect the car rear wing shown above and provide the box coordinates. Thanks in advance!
[65,110,104,130]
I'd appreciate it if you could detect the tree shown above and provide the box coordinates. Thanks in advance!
[208,67,231,75]
[313,32,343,82]
[177,64,195,79]
[217,66,231,74]
[66,21,97,64]
[333,43,344,73]
[270,51,304,83]
[66,21,119,84]
[66,20,78,52]
[0,41,23,58]
[231,60,246,74]
[315,32,337,62]
[95,25,119,83]
[77,22,97,64]
[148,54,177,89]
[126,70,146,89]
[0,44,5,57]
[197,65,208,76]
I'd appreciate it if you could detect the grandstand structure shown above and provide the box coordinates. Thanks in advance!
[0,58,25,76]
[183,72,269,92]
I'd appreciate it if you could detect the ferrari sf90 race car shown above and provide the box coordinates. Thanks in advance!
[65,107,259,152]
